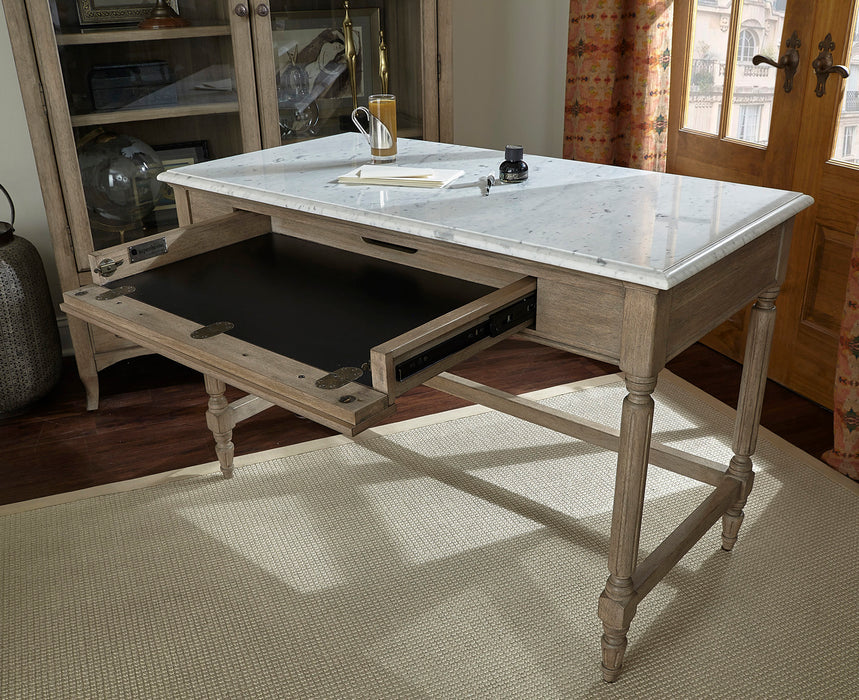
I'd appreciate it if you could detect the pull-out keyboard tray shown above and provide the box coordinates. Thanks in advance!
[64,230,537,439]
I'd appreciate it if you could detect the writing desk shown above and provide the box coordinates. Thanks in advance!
[62,134,813,681]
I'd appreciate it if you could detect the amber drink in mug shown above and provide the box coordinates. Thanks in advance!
[352,94,397,162]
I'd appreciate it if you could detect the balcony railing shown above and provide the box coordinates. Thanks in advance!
[690,59,720,92]
[743,64,771,78]
[690,59,774,92]
[846,91,859,113]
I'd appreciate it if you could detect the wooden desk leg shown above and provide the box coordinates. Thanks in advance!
[204,375,235,479]
[68,317,99,410]
[598,374,656,682]
[722,288,778,550]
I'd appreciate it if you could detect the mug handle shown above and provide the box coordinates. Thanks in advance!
[351,106,371,141]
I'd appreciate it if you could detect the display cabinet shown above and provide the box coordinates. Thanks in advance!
[3,0,451,408]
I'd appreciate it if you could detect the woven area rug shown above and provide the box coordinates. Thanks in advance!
[2,372,858,699]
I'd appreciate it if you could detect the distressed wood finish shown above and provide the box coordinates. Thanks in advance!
[87,211,272,284]
[436,0,454,143]
[597,286,667,681]
[535,278,625,361]
[425,373,726,486]
[62,287,395,435]
[22,0,95,269]
[204,375,235,479]
[59,160,798,682]
[1,341,834,511]
[722,288,779,550]
[271,212,522,288]
[4,0,451,409]
[203,392,278,478]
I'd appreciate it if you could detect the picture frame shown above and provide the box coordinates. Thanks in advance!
[271,9,381,116]
[76,0,179,26]
[153,140,208,213]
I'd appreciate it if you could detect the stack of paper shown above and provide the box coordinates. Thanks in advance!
[338,165,464,188]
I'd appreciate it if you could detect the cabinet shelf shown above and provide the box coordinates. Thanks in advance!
[70,100,239,127]
[55,25,231,46]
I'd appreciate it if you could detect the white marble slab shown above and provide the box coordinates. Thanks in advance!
[160,133,813,289]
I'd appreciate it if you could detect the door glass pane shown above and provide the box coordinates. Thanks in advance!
[833,7,859,165]
[51,0,246,250]
[266,0,424,145]
[684,0,732,135]
[727,0,785,145]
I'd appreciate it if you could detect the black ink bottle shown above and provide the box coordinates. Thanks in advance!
[499,145,528,183]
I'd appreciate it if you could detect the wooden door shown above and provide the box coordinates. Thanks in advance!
[669,0,859,409]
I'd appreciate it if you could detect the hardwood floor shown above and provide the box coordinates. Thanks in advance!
[0,339,836,506]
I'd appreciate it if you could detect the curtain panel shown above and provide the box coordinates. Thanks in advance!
[563,1,673,171]
[823,228,859,481]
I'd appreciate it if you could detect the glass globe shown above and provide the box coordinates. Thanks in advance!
[77,132,166,229]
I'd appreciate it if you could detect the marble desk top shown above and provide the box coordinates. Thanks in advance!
[160,134,813,290]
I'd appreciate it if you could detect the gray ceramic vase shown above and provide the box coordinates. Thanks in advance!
[0,184,62,414]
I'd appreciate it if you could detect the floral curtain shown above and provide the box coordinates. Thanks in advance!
[563,1,673,171]
[823,230,859,481]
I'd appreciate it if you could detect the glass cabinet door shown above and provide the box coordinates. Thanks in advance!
[251,0,437,149]
[32,0,260,258]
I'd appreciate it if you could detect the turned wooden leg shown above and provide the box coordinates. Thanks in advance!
[204,375,235,478]
[722,288,778,550]
[599,374,657,682]
[68,318,100,410]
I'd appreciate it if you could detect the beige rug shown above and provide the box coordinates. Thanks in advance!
[2,372,857,699]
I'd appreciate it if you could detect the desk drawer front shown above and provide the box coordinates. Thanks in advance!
[272,211,523,288]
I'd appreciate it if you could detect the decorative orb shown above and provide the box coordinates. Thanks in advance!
[77,132,165,229]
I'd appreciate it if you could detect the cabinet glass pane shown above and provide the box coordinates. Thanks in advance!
[49,0,247,250]
[833,5,859,165]
[266,0,424,144]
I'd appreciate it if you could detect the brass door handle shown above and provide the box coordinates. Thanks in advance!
[234,3,249,17]
[752,30,800,93]
[813,33,850,97]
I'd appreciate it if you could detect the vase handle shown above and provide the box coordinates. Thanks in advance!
[0,183,15,232]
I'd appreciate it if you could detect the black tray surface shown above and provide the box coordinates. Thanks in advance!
[108,233,494,385]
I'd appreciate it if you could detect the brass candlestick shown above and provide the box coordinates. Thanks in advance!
[139,0,189,29]
[343,1,358,111]
[379,30,389,93]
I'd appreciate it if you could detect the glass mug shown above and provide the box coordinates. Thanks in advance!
[351,94,397,162]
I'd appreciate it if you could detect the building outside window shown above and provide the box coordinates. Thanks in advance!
[737,29,756,63]
[843,125,856,159]
[736,104,761,142]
